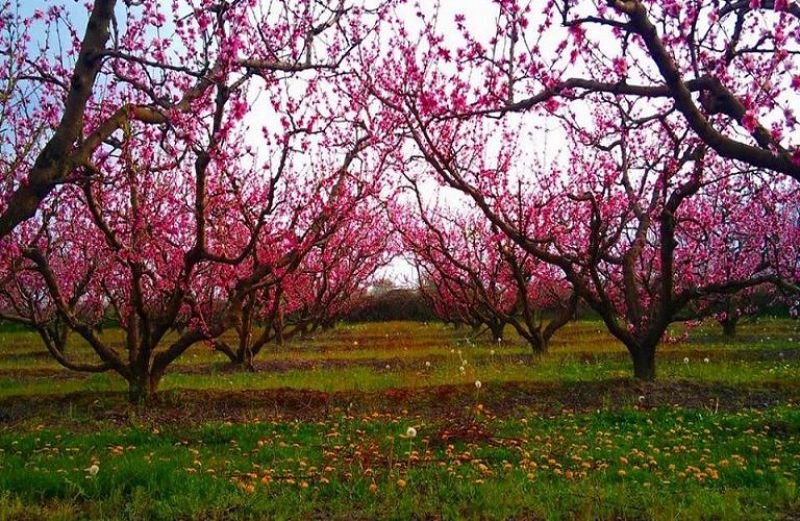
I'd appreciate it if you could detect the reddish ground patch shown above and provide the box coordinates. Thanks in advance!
[0,379,797,430]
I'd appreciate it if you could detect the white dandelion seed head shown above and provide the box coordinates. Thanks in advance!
[406,427,417,438]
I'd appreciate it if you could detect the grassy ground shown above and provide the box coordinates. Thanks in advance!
[0,319,798,520]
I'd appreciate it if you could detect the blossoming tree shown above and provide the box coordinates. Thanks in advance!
[395,181,575,352]
[211,191,395,369]
[0,0,389,236]
[0,0,390,401]
[365,4,797,378]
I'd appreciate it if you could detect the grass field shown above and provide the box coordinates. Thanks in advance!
[0,320,798,520]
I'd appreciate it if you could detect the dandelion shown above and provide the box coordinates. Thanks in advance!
[475,380,482,389]
[638,395,645,403]
[425,361,431,368]
[353,341,359,346]
[683,357,689,364]
[406,427,417,438]
[85,464,99,476]
[385,364,390,370]
[490,349,495,356]
[703,357,710,363]
[397,479,407,488]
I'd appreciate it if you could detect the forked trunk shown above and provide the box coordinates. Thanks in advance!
[528,331,549,355]
[231,349,256,371]
[213,341,254,371]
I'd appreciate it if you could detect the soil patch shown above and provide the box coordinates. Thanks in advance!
[0,379,796,430]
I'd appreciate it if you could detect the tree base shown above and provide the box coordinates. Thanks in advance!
[721,320,737,338]
[631,350,656,381]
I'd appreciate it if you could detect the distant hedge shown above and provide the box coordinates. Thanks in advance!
[344,289,437,322]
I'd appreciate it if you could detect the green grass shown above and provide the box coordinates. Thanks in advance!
[0,406,797,520]
[0,319,799,519]
[0,348,797,399]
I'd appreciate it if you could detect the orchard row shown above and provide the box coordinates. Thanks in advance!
[0,0,798,401]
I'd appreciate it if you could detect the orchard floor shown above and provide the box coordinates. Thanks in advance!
[0,320,799,520]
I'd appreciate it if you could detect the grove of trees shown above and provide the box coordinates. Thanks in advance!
[1,0,799,400]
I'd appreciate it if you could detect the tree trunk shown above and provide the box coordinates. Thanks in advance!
[296,322,308,340]
[721,318,737,338]
[631,347,656,381]
[221,346,256,371]
[488,322,504,342]
[528,331,548,355]
[274,323,285,345]
[127,373,160,403]
[242,349,256,371]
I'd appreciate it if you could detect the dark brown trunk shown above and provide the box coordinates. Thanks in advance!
[528,331,549,355]
[631,347,656,381]
[296,322,309,340]
[488,322,504,342]
[127,373,160,403]
[222,344,256,371]
[0,0,119,238]
[721,318,737,338]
